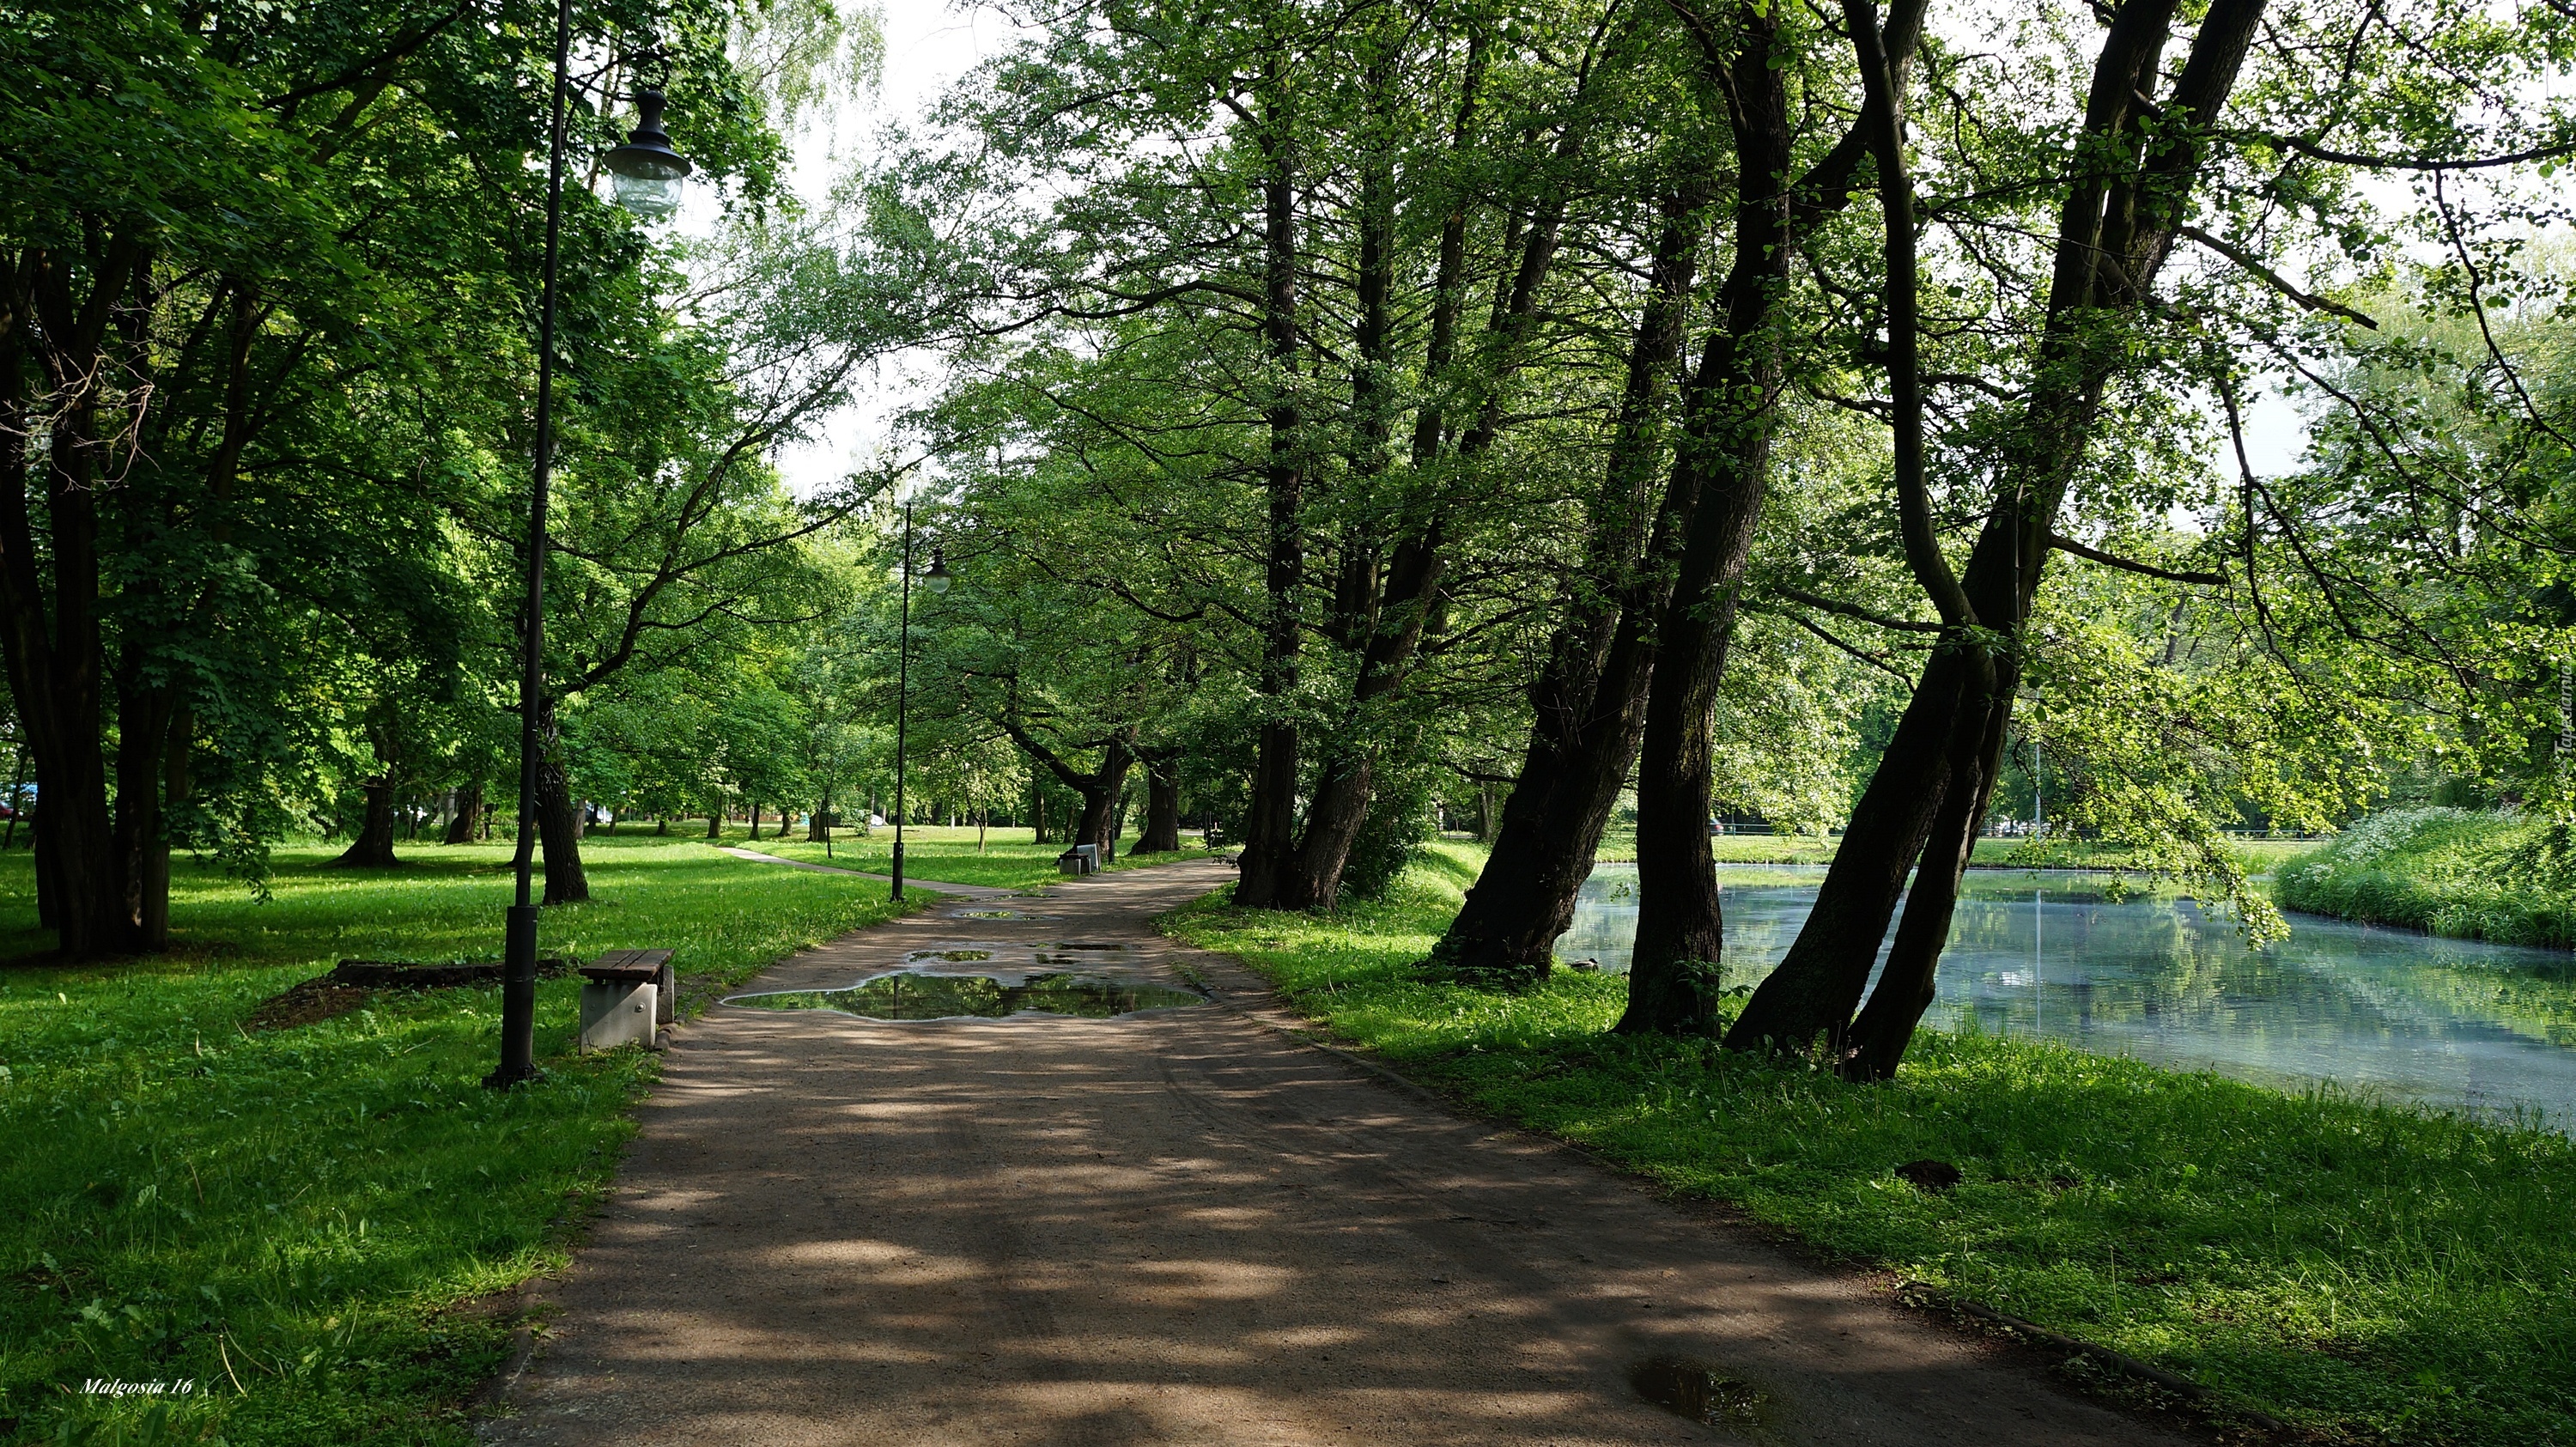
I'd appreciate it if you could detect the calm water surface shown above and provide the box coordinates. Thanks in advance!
[1561,864,2576,1128]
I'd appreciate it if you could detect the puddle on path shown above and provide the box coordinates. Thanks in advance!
[950,909,1054,920]
[1629,1357,1766,1432]
[910,949,994,963]
[727,970,1204,1021]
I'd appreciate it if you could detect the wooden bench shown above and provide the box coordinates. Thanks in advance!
[577,948,675,1053]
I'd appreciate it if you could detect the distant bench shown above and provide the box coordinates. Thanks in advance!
[577,949,675,1054]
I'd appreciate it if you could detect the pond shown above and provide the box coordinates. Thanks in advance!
[1561,864,2576,1128]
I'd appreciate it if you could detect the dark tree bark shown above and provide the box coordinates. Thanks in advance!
[0,240,150,958]
[444,779,483,843]
[1620,0,1864,1033]
[333,720,402,868]
[1841,690,2007,1079]
[1440,0,1923,995]
[532,696,588,903]
[1134,749,1182,854]
[334,777,400,868]
[1276,40,1603,911]
[705,803,723,838]
[1435,189,1712,985]
[1727,0,2268,1062]
[1233,70,1309,909]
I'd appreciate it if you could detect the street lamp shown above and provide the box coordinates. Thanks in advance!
[488,8,691,1091]
[890,511,952,903]
[604,89,692,220]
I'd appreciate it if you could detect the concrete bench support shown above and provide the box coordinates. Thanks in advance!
[578,979,658,1053]
[577,948,677,1052]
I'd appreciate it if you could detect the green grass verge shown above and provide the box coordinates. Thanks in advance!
[2276,809,2576,949]
[1168,841,2576,1445]
[1,835,906,1445]
[724,823,1208,891]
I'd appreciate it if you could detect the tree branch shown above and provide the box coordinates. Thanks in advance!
[2046,533,2229,587]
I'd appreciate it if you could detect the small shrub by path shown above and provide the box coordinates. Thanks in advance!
[2278,808,2576,949]
[1167,842,2576,1445]
[0,836,905,1445]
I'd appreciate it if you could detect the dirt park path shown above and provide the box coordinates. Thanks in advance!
[480,858,2192,1447]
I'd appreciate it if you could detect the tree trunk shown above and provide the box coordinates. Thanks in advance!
[533,697,588,903]
[1841,674,2008,1079]
[1,744,25,851]
[333,719,402,868]
[1616,144,1794,1030]
[1136,751,1182,853]
[112,667,181,934]
[1431,192,1715,985]
[0,240,150,958]
[1232,76,1307,909]
[445,779,483,843]
[706,803,723,838]
[1726,0,2264,1061]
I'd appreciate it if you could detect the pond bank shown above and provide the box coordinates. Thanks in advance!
[1167,842,2576,1445]
[2275,808,2576,950]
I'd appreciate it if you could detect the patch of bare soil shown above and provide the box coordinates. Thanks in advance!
[243,958,573,1032]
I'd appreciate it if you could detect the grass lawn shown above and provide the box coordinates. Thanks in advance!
[1,833,908,1445]
[1168,842,2576,1445]
[2276,809,2576,949]
[711,822,1215,891]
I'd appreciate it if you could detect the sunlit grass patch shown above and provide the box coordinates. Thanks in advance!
[1168,847,2576,1445]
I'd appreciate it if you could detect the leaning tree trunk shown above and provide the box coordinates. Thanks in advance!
[1612,26,1778,1032]
[1431,194,1713,985]
[1725,0,2264,1061]
[532,698,588,903]
[1841,669,2008,1079]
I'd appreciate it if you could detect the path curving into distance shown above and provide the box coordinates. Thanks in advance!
[713,844,1019,897]
[480,859,2190,1446]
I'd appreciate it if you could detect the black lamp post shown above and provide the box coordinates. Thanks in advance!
[890,506,951,903]
[488,9,691,1090]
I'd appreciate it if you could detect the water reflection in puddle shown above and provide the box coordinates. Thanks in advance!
[727,970,1204,1021]
[1562,863,2576,1128]
[1628,1356,1766,1431]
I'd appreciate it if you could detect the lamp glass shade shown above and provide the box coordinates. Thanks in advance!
[612,171,684,218]
[924,550,952,594]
